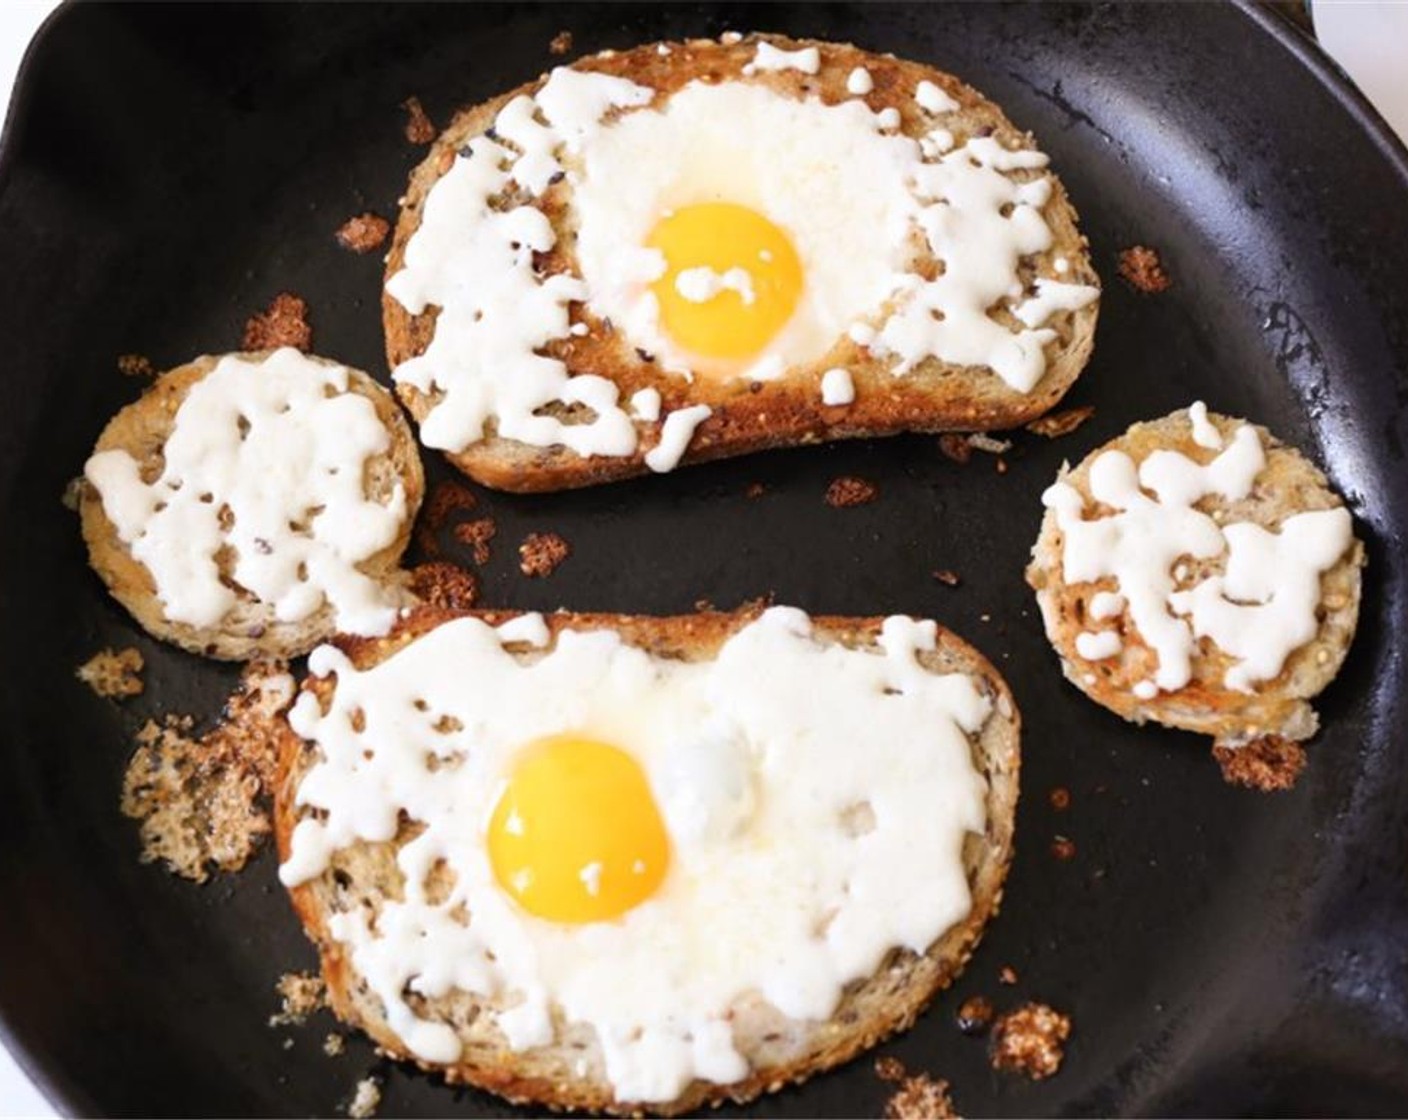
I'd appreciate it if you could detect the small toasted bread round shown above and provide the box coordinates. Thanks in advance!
[384,33,1099,492]
[272,606,1020,1115]
[81,350,424,661]
[1026,407,1364,747]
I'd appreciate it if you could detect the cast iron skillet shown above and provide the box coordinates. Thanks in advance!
[1,3,1406,1116]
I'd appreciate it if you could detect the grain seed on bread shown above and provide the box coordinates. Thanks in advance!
[1027,403,1363,757]
[383,33,1099,492]
[272,604,1019,1114]
[81,349,424,660]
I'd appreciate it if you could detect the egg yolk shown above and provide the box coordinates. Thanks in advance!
[647,202,803,364]
[488,735,670,923]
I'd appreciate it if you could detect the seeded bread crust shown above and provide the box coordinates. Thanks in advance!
[272,604,1020,1114]
[80,351,425,661]
[383,33,1100,492]
[1025,408,1364,747]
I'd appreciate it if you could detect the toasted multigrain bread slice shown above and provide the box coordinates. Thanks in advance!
[1026,407,1364,748]
[272,605,1020,1115]
[384,33,1100,492]
[80,351,425,661]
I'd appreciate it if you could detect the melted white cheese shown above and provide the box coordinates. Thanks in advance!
[644,404,711,472]
[847,67,874,95]
[821,367,856,406]
[85,349,407,634]
[915,79,959,114]
[1042,416,1353,694]
[279,608,990,1103]
[744,42,821,75]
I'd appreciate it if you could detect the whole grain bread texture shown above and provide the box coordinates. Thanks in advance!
[1026,407,1364,748]
[272,604,1020,1114]
[384,33,1100,492]
[80,351,425,661]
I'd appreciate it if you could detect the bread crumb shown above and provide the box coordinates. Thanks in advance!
[998,966,1018,985]
[990,1002,1071,1080]
[519,532,570,578]
[966,433,1011,455]
[402,95,435,144]
[322,1032,346,1057]
[932,569,961,587]
[744,481,766,499]
[1049,786,1071,811]
[453,517,497,566]
[1026,405,1096,439]
[549,29,573,54]
[408,562,479,611]
[414,480,480,557]
[334,212,391,254]
[874,1056,907,1083]
[938,434,972,464]
[1213,735,1306,792]
[875,1057,959,1120]
[347,1076,381,1119]
[825,476,879,508]
[956,994,995,1035]
[1118,245,1171,293]
[242,292,312,352]
[76,647,144,699]
[269,971,327,1027]
[1051,835,1077,861]
[116,353,155,378]
[120,663,294,882]
[61,476,84,512]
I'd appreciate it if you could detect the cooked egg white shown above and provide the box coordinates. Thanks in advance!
[279,607,990,1103]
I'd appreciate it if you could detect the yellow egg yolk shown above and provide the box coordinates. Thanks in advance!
[647,202,803,366]
[488,735,670,923]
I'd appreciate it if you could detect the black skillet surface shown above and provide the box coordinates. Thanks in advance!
[1,3,1407,1116]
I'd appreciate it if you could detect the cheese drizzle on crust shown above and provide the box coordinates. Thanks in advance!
[383,34,1100,491]
[273,605,1020,1114]
[1027,404,1363,748]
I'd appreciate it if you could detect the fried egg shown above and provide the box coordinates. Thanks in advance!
[385,36,1099,474]
[278,608,992,1104]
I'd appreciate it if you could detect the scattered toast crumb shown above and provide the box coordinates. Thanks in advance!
[1213,735,1307,792]
[347,1076,382,1119]
[453,517,497,566]
[324,1033,346,1057]
[76,646,144,699]
[269,971,327,1027]
[549,29,573,54]
[1118,245,1171,293]
[120,663,294,882]
[744,481,766,499]
[334,212,391,254]
[414,480,480,557]
[874,1056,907,1083]
[402,95,435,144]
[998,966,1018,985]
[825,476,879,508]
[995,457,1008,475]
[990,1002,1072,1080]
[61,476,84,512]
[1026,405,1096,439]
[1051,835,1077,861]
[519,531,570,578]
[242,292,312,352]
[407,562,480,611]
[932,569,961,587]
[1049,786,1071,811]
[956,994,995,1035]
[966,433,1012,456]
[116,353,155,378]
[938,434,972,464]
